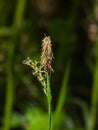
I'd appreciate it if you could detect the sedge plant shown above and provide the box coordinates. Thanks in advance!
[23,35,53,130]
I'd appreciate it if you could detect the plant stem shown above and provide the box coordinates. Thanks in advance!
[88,59,98,130]
[46,73,52,130]
[53,61,71,130]
[87,1,98,129]
[2,0,27,129]
[13,0,27,28]
[3,41,15,130]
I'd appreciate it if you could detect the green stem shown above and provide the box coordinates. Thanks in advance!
[2,0,27,129]
[46,74,52,130]
[88,60,98,130]
[3,41,15,130]
[3,74,14,130]
[13,0,27,28]
[53,61,71,130]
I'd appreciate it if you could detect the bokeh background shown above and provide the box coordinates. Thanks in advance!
[0,0,98,130]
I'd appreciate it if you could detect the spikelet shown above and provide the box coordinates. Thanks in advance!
[41,35,53,76]
[23,57,47,94]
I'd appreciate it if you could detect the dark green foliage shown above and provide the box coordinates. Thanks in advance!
[0,0,98,130]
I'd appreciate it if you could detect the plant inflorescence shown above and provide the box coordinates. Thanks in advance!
[23,35,53,130]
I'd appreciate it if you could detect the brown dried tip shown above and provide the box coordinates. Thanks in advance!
[41,35,53,75]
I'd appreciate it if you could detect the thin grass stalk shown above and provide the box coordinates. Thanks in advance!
[3,41,15,130]
[87,1,98,129]
[3,0,27,129]
[13,0,27,28]
[3,71,14,130]
[53,61,71,130]
[46,73,52,130]
[88,59,98,130]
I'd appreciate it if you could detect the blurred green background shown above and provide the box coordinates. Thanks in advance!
[0,0,98,130]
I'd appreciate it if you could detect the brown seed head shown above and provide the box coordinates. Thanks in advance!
[41,36,53,75]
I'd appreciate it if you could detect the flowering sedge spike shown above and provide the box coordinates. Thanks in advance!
[23,57,47,94]
[23,35,53,130]
[41,35,53,76]
[41,35,53,130]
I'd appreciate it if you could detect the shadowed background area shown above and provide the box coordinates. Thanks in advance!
[0,0,98,130]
